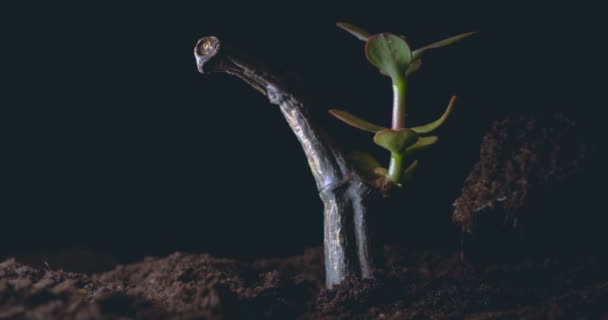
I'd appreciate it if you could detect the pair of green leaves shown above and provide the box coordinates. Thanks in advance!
[329,83,457,184]
[329,95,455,155]
[329,95,456,135]
[372,127,439,157]
[336,22,475,80]
[347,126,435,186]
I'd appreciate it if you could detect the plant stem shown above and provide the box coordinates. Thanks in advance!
[391,77,407,129]
[388,77,407,183]
[194,36,381,288]
[387,152,403,183]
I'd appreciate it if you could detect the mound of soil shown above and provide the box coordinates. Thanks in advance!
[451,114,603,261]
[2,247,607,319]
[453,113,587,233]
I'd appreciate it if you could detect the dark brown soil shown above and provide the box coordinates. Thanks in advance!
[450,114,603,262]
[453,113,587,233]
[2,247,607,319]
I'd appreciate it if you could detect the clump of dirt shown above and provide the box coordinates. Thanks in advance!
[2,247,607,319]
[453,113,587,233]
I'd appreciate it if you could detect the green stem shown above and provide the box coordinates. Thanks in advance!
[387,153,403,184]
[388,77,407,184]
[391,77,407,129]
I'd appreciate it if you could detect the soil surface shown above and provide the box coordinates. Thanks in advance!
[2,247,607,319]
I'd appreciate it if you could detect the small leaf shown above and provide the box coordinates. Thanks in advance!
[405,136,438,155]
[412,32,477,60]
[373,128,419,154]
[402,160,419,185]
[373,167,388,177]
[329,109,386,133]
[336,22,371,41]
[349,152,384,179]
[405,59,422,77]
[411,96,456,134]
[365,33,412,81]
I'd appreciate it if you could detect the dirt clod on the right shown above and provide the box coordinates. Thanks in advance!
[453,113,588,233]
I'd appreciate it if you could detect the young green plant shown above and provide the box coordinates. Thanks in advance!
[331,23,475,189]
[194,25,475,288]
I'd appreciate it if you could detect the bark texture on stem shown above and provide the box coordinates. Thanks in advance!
[194,36,380,288]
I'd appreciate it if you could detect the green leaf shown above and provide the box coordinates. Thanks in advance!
[349,152,385,179]
[329,109,386,133]
[412,32,476,60]
[373,128,419,154]
[336,22,371,41]
[402,160,419,185]
[405,59,422,77]
[365,33,412,81]
[411,96,456,134]
[373,167,388,177]
[405,136,438,155]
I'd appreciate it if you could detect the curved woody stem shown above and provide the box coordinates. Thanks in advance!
[194,36,382,288]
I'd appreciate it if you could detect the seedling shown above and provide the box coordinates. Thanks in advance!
[194,24,475,288]
[331,23,475,190]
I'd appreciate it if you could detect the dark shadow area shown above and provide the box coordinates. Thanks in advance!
[3,2,604,264]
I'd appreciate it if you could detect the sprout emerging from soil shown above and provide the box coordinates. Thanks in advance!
[331,23,475,190]
[194,24,475,288]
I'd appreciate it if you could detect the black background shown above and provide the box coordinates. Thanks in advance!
[3,2,604,261]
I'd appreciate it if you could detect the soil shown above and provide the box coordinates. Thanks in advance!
[2,246,607,319]
[451,114,603,261]
[453,113,587,233]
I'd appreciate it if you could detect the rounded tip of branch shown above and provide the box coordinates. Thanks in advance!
[194,36,221,73]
